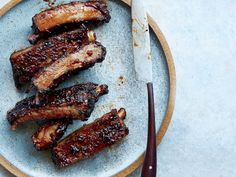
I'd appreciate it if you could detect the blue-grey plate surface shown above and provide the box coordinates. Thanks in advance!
[0,0,169,176]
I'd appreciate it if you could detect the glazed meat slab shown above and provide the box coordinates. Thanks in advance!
[32,1,111,34]
[10,26,96,89]
[32,119,72,151]
[33,41,106,92]
[52,108,129,167]
[7,83,108,130]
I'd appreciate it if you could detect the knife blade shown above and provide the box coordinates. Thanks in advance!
[131,0,152,83]
[131,1,157,177]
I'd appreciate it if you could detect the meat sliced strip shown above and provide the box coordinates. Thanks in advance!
[32,119,72,151]
[10,26,96,89]
[28,25,96,45]
[32,1,111,34]
[7,83,108,130]
[52,108,129,168]
[33,41,106,92]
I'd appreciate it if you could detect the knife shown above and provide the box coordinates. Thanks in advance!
[131,0,157,177]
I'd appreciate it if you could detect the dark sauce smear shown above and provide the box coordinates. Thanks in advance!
[43,0,56,7]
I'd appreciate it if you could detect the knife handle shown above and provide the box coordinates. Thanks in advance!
[141,82,157,177]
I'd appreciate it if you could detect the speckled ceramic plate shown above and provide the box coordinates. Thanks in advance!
[0,0,175,176]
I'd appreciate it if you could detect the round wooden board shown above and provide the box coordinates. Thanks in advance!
[0,0,176,176]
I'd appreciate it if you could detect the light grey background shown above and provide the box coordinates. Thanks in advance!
[0,0,236,176]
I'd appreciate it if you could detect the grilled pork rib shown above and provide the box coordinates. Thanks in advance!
[10,26,96,89]
[28,24,96,45]
[7,83,108,130]
[52,108,129,168]
[32,119,72,151]
[32,1,111,35]
[33,41,106,92]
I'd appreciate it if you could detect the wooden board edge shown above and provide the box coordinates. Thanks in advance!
[0,0,22,17]
[0,155,28,177]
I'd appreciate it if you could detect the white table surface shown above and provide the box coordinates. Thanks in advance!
[0,0,236,176]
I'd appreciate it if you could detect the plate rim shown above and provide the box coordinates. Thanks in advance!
[0,0,176,176]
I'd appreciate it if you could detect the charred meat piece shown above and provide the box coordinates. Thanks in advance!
[10,26,96,89]
[28,24,96,45]
[32,119,72,151]
[33,41,106,92]
[52,108,129,168]
[7,83,108,130]
[32,1,111,35]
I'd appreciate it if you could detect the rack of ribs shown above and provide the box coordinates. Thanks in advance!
[31,0,111,39]
[33,41,106,92]
[10,26,96,89]
[52,108,129,167]
[7,83,108,130]
[32,119,72,151]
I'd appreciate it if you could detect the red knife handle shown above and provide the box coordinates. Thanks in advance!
[141,82,157,177]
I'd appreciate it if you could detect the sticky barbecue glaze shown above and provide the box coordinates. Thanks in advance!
[32,119,72,150]
[10,26,96,89]
[33,41,106,92]
[52,108,129,167]
[32,1,111,33]
[7,83,108,130]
